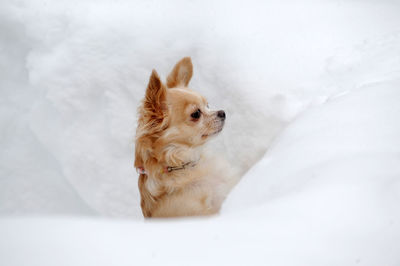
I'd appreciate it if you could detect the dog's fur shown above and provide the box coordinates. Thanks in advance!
[134,57,237,218]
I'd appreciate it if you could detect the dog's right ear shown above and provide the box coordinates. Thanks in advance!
[143,70,167,121]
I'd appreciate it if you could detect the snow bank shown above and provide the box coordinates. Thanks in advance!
[223,82,400,265]
[1,0,400,218]
[1,80,400,266]
[224,80,400,212]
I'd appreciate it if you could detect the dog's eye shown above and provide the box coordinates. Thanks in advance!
[191,109,201,120]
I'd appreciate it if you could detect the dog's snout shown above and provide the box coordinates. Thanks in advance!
[217,110,226,121]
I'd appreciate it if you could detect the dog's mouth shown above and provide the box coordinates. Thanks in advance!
[202,127,223,138]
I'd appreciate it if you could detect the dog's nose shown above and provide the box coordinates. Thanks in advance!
[217,110,226,121]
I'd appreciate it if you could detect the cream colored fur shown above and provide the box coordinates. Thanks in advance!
[134,57,237,218]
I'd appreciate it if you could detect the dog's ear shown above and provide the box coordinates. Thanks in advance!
[166,57,193,88]
[143,70,167,120]
[135,70,167,168]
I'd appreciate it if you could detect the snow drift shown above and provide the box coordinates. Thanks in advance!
[2,80,400,266]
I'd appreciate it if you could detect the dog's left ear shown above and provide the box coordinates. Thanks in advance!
[167,57,193,88]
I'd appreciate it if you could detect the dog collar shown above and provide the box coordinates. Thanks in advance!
[136,160,199,175]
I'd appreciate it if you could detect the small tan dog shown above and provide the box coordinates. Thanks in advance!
[134,57,237,218]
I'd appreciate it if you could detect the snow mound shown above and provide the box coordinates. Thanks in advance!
[224,80,400,213]
[2,0,400,218]
[1,80,400,266]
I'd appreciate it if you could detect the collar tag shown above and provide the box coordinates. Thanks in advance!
[136,167,146,175]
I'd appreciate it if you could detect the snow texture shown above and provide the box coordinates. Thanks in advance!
[1,0,400,265]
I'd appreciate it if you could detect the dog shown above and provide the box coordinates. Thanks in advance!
[134,57,237,218]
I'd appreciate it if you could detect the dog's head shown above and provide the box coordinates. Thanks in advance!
[135,57,225,171]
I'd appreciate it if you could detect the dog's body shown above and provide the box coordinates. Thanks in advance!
[134,57,237,218]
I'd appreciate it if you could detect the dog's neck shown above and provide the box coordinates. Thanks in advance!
[137,144,202,176]
[136,158,200,175]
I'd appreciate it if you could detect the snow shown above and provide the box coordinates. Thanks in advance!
[1,0,400,265]
[224,80,400,212]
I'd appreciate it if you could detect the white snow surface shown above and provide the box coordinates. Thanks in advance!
[1,0,400,265]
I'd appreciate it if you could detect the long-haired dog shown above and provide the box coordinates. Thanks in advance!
[134,57,237,218]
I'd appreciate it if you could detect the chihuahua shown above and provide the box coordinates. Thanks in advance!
[134,57,236,218]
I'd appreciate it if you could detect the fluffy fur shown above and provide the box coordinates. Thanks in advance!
[134,57,237,218]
